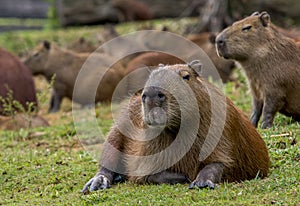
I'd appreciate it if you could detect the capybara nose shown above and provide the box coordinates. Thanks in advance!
[142,87,166,105]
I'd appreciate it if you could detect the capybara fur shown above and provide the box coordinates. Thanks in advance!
[216,11,300,129]
[82,62,270,193]
[126,52,183,74]
[124,52,184,94]
[0,48,37,115]
[187,32,236,83]
[67,37,97,53]
[125,33,235,90]
[23,41,125,113]
[112,0,152,22]
[0,114,49,131]
[97,24,120,44]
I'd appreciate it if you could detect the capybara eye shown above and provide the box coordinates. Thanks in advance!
[182,74,190,81]
[157,92,165,101]
[242,25,252,32]
[33,52,39,57]
[142,94,146,103]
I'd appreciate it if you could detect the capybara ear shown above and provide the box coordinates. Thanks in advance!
[259,11,270,27]
[43,40,51,50]
[251,11,260,16]
[209,33,217,44]
[188,60,202,76]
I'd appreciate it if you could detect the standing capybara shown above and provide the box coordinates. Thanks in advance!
[216,11,300,128]
[23,41,125,113]
[82,61,270,193]
[0,48,37,115]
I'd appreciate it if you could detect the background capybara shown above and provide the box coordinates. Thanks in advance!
[0,48,37,115]
[66,37,97,53]
[23,41,125,113]
[216,11,300,129]
[82,62,270,193]
[124,33,235,92]
[0,114,49,131]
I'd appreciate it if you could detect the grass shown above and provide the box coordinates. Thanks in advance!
[0,18,299,205]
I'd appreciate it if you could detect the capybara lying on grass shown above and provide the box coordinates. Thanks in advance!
[82,61,269,193]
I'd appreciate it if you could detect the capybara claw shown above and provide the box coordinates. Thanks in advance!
[189,180,215,190]
[82,175,111,194]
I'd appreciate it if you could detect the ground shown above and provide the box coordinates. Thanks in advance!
[0,18,299,205]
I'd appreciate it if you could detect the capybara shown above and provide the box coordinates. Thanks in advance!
[67,37,97,53]
[23,41,125,113]
[0,48,37,115]
[82,61,270,193]
[112,0,152,22]
[96,24,119,44]
[216,11,300,128]
[0,114,49,131]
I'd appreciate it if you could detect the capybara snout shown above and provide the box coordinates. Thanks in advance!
[142,86,168,127]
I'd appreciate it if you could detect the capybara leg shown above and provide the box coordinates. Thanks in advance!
[48,91,62,113]
[250,98,263,128]
[261,96,284,129]
[81,168,116,194]
[147,171,189,184]
[189,162,224,189]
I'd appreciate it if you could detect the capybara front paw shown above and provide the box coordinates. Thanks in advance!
[81,174,111,194]
[188,179,215,189]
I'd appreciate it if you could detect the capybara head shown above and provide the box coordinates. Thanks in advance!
[216,11,273,61]
[141,60,202,129]
[23,40,51,75]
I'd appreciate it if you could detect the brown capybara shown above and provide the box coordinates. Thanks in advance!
[0,48,37,115]
[23,41,125,113]
[216,11,300,129]
[82,61,270,193]
[67,37,97,53]
[0,114,49,131]
[112,0,152,22]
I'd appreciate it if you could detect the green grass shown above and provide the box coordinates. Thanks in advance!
[0,18,47,27]
[0,18,299,205]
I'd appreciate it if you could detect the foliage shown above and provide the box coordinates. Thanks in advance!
[0,87,37,116]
